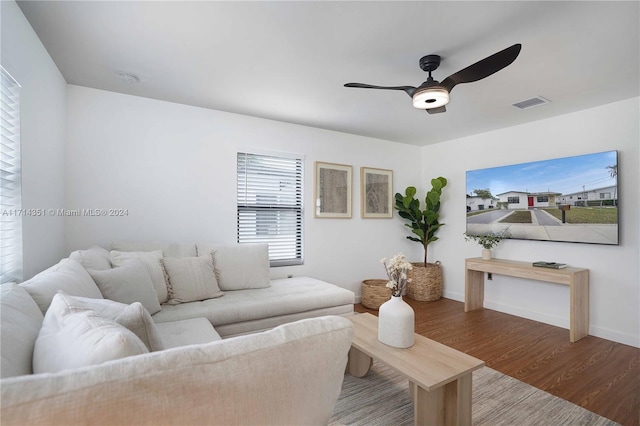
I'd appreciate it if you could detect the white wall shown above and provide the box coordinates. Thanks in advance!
[1,1,67,279]
[65,85,423,297]
[422,97,639,347]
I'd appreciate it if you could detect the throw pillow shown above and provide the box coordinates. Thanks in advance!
[197,243,270,291]
[1,283,44,378]
[110,241,197,258]
[110,250,168,304]
[33,294,149,374]
[69,245,112,270]
[54,292,164,352]
[88,259,162,315]
[20,259,104,314]
[162,256,223,305]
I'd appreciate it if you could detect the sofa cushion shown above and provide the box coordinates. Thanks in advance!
[69,245,112,271]
[111,241,197,258]
[20,259,104,314]
[162,256,224,305]
[0,283,44,378]
[33,294,149,374]
[88,259,162,315]
[110,250,168,304]
[55,292,164,351]
[197,243,270,290]
[154,318,221,349]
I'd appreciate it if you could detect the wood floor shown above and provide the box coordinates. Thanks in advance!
[355,298,640,426]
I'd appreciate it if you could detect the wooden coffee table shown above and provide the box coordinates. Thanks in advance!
[347,313,485,426]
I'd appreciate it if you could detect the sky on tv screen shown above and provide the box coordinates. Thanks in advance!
[466,151,617,196]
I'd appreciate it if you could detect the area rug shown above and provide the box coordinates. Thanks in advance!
[330,361,618,425]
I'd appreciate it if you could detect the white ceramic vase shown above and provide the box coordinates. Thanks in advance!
[482,248,492,260]
[378,295,415,348]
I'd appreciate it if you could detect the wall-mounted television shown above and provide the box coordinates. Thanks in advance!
[465,150,618,245]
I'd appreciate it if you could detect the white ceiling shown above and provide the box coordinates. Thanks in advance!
[17,1,640,146]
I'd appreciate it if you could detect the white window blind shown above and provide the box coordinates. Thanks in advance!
[237,152,303,266]
[0,67,22,283]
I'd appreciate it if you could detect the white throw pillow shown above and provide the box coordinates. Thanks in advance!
[1,283,44,378]
[110,241,197,258]
[33,294,149,374]
[54,292,164,352]
[197,243,270,291]
[69,246,112,271]
[88,259,162,315]
[110,250,168,304]
[20,259,104,314]
[162,256,223,304]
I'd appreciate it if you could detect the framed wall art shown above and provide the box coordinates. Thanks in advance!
[361,167,393,219]
[314,162,352,218]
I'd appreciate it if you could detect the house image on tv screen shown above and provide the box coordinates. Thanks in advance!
[466,195,499,212]
[496,191,562,209]
[558,185,618,207]
[464,150,618,245]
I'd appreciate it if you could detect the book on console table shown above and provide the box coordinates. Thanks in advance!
[532,261,567,269]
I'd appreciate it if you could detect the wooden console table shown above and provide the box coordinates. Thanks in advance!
[465,258,589,342]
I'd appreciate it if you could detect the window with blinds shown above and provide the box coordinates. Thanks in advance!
[0,67,22,283]
[237,152,303,266]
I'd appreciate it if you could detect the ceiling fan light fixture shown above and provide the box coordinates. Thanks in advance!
[412,87,449,109]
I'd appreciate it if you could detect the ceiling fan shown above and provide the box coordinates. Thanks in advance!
[344,44,522,114]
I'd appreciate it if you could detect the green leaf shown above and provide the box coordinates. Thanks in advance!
[426,235,439,244]
[398,211,412,220]
[427,191,439,207]
[405,186,417,198]
[412,228,425,239]
[431,178,442,191]
[402,197,413,209]
[423,210,438,225]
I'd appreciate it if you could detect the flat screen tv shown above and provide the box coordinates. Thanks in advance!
[465,150,618,245]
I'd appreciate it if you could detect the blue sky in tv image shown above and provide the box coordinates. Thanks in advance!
[466,151,617,197]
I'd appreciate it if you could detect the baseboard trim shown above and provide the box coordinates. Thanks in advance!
[482,300,569,329]
[442,291,639,348]
[589,326,640,348]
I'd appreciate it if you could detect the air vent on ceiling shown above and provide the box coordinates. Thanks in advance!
[118,72,140,84]
[512,96,550,110]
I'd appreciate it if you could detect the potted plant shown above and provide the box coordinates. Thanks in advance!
[394,177,447,301]
[463,229,510,259]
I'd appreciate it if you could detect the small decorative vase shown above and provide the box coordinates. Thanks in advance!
[378,295,415,348]
[482,248,492,260]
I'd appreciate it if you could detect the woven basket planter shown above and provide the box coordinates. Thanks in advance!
[361,279,392,310]
[407,261,442,301]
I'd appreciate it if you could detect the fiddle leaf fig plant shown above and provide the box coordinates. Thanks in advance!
[394,177,448,265]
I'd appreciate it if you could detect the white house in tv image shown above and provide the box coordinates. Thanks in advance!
[496,191,562,209]
[558,185,618,206]
[466,195,499,212]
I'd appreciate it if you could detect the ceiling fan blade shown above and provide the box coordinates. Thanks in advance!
[426,106,446,114]
[344,83,416,97]
[440,44,521,93]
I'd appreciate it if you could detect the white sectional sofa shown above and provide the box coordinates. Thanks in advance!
[109,241,355,337]
[0,241,355,425]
